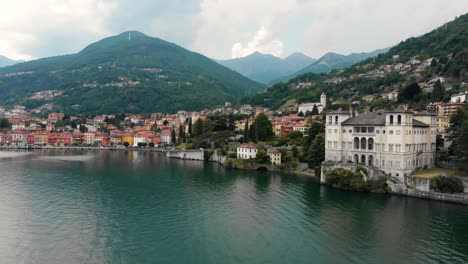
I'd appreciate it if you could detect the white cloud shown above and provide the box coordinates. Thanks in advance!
[0,0,117,60]
[0,0,467,61]
[231,26,284,58]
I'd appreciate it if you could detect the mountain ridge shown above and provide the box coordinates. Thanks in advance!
[0,31,265,114]
[217,52,316,84]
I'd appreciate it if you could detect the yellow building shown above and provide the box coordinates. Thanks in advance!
[34,133,49,145]
[268,149,282,165]
[273,122,284,136]
[436,116,450,133]
[122,133,134,146]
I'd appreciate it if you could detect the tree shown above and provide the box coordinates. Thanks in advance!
[188,117,193,135]
[0,118,11,129]
[453,121,468,170]
[307,133,325,168]
[171,129,177,144]
[249,122,257,143]
[255,149,270,164]
[193,119,204,137]
[287,130,303,140]
[123,142,130,147]
[163,120,169,126]
[254,113,274,141]
[148,142,155,148]
[79,124,88,133]
[311,105,319,115]
[202,118,214,134]
[431,80,444,101]
[178,125,186,143]
[399,82,421,101]
[298,111,304,117]
[243,119,250,143]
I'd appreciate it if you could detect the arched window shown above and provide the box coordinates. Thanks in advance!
[354,154,359,164]
[361,138,367,150]
[354,137,360,149]
[335,116,339,124]
[329,116,332,125]
[368,155,374,166]
[368,138,374,150]
[397,115,402,125]
[361,155,366,165]
[390,115,394,125]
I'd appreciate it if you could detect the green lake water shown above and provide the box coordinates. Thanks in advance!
[0,150,467,263]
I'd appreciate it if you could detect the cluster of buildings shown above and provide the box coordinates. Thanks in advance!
[427,91,467,133]
[236,144,282,165]
[0,109,190,147]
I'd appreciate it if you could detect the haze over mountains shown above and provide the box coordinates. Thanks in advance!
[218,48,390,84]
[217,52,316,84]
[0,31,265,114]
[0,55,23,68]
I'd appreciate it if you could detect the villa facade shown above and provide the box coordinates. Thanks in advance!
[324,109,437,182]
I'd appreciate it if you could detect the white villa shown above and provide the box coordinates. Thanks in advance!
[451,91,467,103]
[324,109,437,183]
[298,93,326,114]
[237,144,258,159]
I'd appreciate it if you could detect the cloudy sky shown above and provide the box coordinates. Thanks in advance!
[1,0,468,61]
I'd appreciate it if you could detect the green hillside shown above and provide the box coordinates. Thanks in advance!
[242,13,468,111]
[0,31,265,114]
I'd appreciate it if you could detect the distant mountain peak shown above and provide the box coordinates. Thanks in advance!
[219,51,316,84]
[0,55,23,68]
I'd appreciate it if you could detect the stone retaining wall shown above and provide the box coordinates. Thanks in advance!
[391,187,468,205]
[166,150,204,161]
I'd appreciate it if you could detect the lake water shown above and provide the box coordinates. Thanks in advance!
[0,150,467,264]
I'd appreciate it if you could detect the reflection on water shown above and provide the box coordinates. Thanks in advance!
[0,150,467,264]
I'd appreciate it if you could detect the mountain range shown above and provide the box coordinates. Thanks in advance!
[218,48,390,84]
[217,52,316,84]
[0,55,23,68]
[290,48,390,76]
[242,13,468,111]
[0,31,265,114]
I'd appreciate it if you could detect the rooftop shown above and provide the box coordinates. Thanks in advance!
[239,144,257,149]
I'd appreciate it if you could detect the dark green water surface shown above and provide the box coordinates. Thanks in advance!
[0,150,467,263]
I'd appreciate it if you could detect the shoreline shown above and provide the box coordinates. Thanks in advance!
[1,147,466,205]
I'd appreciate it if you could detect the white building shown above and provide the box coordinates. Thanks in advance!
[382,90,399,101]
[133,135,147,147]
[237,144,258,159]
[324,109,437,183]
[298,93,326,114]
[84,132,95,145]
[451,91,467,103]
[11,129,28,146]
[293,123,309,134]
[161,130,172,145]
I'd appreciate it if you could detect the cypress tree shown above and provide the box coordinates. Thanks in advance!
[311,105,319,115]
[188,117,192,135]
[431,80,444,101]
[171,129,177,144]
[243,119,249,143]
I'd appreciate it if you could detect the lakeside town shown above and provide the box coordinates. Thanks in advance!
[1,87,467,203]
